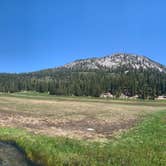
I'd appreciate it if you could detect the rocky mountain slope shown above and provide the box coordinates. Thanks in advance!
[62,53,166,72]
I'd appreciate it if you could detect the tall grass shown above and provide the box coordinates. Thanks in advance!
[0,111,165,166]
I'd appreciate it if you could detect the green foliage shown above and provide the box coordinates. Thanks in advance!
[0,111,165,166]
[0,68,166,99]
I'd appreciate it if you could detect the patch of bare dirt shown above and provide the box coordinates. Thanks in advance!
[1,96,164,140]
[0,110,139,140]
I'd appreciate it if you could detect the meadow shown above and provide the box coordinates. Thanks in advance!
[0,92,165,165]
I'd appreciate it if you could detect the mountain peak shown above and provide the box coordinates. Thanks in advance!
[62,53,166,72]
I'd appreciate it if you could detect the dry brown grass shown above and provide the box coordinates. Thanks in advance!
[0,96,165,140]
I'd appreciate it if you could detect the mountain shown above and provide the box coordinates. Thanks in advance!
[61,53,166,72]
[0,53,166,99]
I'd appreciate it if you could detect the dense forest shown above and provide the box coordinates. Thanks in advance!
[0,67,166,99]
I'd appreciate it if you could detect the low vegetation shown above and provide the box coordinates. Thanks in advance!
[0,111,165,166]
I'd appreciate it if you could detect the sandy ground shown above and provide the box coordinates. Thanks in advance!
[0,96,165,140]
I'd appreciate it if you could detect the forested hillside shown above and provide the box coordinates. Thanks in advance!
[0,54,166,99]
[0,69,165,99]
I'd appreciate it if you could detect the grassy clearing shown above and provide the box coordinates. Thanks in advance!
[0,94,165,140]
[0,111,165,166]
[1,91,166,106]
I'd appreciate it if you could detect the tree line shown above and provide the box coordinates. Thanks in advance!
[0,69,166,99]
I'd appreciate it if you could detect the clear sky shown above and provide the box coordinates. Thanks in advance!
[0,0,166,73]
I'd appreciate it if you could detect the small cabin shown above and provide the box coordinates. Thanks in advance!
[100,92,114,98]
[157,96,166,100]
[129,95,139,99]
[119,93,129,99]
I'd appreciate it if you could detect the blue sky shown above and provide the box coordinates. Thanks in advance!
[0,0,166,73]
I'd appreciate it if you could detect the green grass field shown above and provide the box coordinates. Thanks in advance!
[0,111,165,166]
[0,92,165,166]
